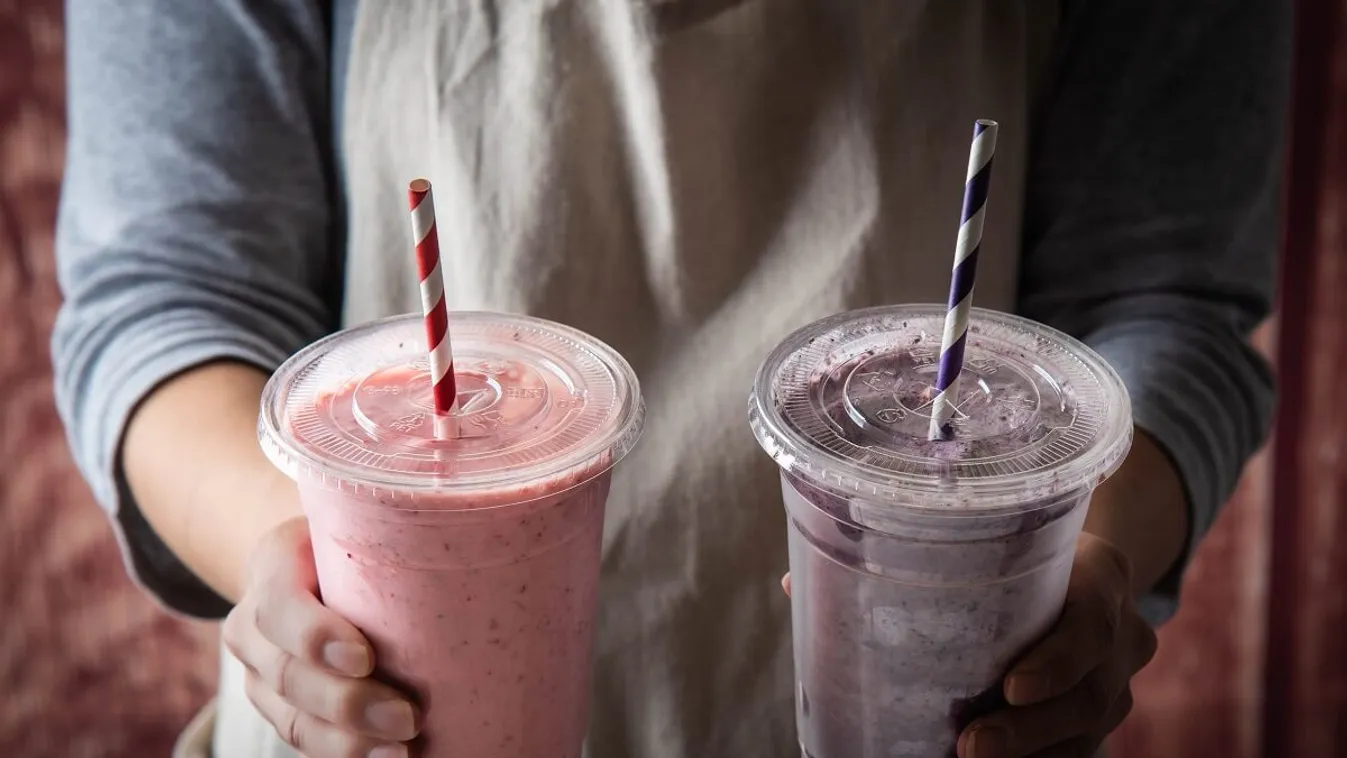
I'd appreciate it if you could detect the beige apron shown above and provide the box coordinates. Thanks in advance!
[199,2,1060,756]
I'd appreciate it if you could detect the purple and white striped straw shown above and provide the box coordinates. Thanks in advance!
[929,119,999,441]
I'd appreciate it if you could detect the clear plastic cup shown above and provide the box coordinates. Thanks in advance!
[259,312,644,758]
[749,305,1132,758]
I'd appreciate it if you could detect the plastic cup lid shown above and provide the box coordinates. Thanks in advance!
[749,305,1133,510]
[260,312,644,496]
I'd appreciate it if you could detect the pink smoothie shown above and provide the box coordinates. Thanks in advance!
[302,373,610,756]
[260,313,644,758]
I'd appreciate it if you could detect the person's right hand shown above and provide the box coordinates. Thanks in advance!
[223,517,419,757]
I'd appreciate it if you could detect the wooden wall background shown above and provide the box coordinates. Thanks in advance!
[0,2,217,756]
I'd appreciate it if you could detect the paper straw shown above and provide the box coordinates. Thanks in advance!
[929,119,998,441]
[408,178,458,438]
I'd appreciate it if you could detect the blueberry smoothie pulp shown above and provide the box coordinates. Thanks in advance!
[260,313,644,758]
[785,473,1089,758]
[749,306,1133,758]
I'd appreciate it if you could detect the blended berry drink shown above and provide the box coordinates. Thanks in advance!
[259,312,643,758]
[749,305,1132,758]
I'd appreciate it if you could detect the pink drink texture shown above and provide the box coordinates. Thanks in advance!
[297,366,611,758]
[751,307,1131,758]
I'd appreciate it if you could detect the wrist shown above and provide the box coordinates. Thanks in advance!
[126,361,301,602]
[1083,427,1190,596]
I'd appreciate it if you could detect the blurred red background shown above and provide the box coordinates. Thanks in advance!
[2,1,1343,756]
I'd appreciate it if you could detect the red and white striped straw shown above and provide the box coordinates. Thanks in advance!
[408,179,457,438]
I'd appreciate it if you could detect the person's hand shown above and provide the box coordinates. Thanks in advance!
[222,517,419,757]
[956,532,1158,758]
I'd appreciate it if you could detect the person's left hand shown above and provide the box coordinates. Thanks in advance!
[956,532,1158,758]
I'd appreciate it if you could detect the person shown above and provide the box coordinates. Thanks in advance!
[53,1,1287,757]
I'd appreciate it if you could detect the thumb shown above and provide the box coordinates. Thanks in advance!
[246,517,375,678]
[247,516,320,593]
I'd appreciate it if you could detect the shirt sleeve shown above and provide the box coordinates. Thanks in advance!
[1019,0,1290,624]
[52,0,338,617]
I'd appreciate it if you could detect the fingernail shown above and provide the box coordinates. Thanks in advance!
[968,725,1009,758]
[366,699,416,738]
[323,641,370,675]
[368,745,407,758]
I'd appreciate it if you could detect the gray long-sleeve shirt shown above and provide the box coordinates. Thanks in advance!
[54,0,1287,628]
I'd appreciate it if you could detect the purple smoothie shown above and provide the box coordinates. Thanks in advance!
[750,306,1132,758]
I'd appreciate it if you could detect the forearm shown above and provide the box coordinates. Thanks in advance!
[1083,429,1189,597]
[1018,0,1287,616]
[124,362,301,603]
[52,0,336,612]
